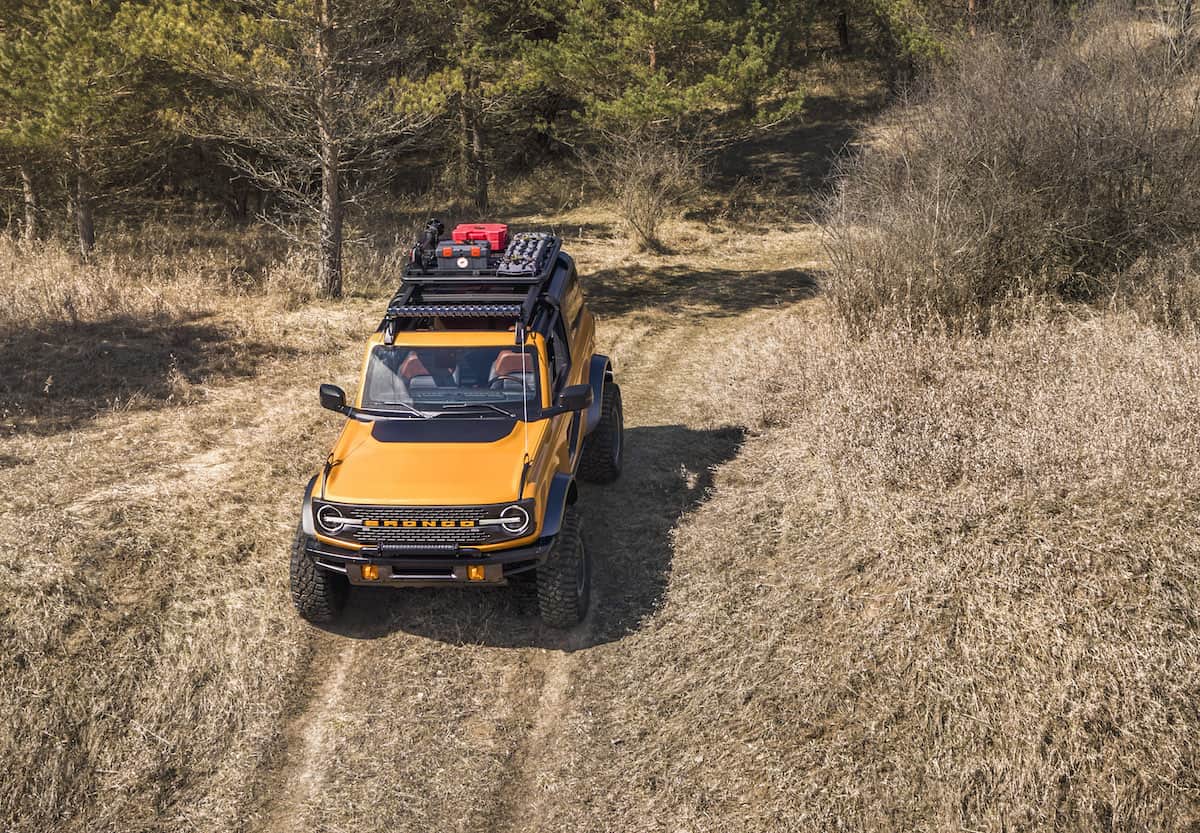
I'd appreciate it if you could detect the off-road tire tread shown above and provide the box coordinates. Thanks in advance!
[536,508,588,628]
[579,382,623,484]
[290,526,347,623]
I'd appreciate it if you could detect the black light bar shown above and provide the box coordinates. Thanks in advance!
[384,304,522,318]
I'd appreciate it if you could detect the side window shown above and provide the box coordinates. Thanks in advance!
[549,317,571,389]
[564,271,583,330]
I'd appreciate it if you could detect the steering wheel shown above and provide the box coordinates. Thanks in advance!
[489,374,529,390]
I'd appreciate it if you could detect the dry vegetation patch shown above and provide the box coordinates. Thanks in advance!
[825,6,1200,332]
[0,230,393,831]
[539,306,1200,831]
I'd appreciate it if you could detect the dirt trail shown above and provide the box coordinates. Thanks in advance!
[0,239,816,833]
[246,268,815,833]
[256,637,358,833]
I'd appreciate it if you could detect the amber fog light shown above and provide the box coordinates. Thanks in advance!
[361,564,380,581]
[466,565,485,581]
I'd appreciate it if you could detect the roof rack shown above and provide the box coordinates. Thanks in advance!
[378,228,563,345]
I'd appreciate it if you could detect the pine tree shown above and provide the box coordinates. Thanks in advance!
[1,0,157,255]
[0,0,47,242]
[544,0,803,136]
[136,0,439,298]
[382,0,553,213]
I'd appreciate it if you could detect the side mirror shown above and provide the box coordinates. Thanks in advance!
[319,383,347,413]
[555,384,593,413]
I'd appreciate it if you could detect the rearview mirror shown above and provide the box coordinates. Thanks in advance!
[555,384,593,413]
[319,383,347,413]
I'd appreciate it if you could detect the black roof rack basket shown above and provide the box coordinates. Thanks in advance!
[379,233,563,343]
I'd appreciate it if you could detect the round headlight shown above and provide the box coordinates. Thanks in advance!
[499,504,531,535]
[315,504,346,534]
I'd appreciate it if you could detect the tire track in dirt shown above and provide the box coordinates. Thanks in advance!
[241,277,814,833]
[254,637,358,833]
[483,594,599,833]
[479,305,787,833]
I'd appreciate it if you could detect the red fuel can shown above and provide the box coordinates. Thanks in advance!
[451,223,508,251]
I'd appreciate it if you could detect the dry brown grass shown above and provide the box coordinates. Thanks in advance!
[4,119,1199,833]
[0,230,406,436]
[535,305,1200,831]
[0,228,397,831]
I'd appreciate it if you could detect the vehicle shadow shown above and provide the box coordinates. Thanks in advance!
[329,423,746,650]
[0,314,289,438]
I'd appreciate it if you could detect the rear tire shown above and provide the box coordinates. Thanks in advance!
[290,525,348,624]
[579,382,623,484]
[536,507,590,628]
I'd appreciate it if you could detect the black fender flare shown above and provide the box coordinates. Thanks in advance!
[584,354,614,435]
[540,472,578,539]
[300,474,318,536]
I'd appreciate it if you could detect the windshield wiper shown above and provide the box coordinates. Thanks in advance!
[352,401,430,420]
[436,402,519,418]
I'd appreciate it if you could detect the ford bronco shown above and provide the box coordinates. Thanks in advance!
[291,221,624,628]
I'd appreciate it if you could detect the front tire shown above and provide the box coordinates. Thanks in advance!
[290,525,348,623]
[536,507,590,628]
[579,382,623,484]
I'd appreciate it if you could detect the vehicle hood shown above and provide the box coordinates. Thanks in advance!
[319,416,546,506]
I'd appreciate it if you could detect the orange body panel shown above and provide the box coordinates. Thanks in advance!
[312,324,594,553]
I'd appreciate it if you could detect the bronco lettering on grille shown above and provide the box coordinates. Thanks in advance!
[362,519,477,528]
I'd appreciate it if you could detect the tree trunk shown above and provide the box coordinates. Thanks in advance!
[231,179,250,224]
[458,89,488,213]
[19,160,38,242]
[315,0,342,299]
[469,103,487,212]
[967,0,977,37]
[837,11,850,53]
[71,148,95,258]
[649,0,658,69]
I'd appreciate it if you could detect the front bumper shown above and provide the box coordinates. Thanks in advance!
[304,535,553,587]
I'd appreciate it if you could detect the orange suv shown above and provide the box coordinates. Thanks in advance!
[291,222,624,628]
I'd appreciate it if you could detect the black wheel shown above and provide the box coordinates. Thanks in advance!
[536,507,590,628]
[289,525,348,623]
[579,382,623,484]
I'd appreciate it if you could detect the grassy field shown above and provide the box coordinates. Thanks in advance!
[2,81,1199,832]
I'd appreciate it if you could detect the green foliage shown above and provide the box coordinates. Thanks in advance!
[0,0,1058,242]
[0,0,152,152]
[543,0,804,135]
[866,0,949,65]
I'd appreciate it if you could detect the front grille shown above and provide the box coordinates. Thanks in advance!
[334,503,505,546]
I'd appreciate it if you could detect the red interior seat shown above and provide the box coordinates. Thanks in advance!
[400,354,430,379]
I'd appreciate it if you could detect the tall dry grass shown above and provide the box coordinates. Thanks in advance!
[547,305,1200,831]
[823,5,1200,332]
[0,229,394,830]
[0,228,407,435]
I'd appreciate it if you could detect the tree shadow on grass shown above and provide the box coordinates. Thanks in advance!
[0,314,292,438]
[329,423,746,650]
[583,265,819,320]
[720,94,881,185]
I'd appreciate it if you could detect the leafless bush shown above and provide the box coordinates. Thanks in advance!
[583,131,706,251]
[1122,238,1200,329]
[825,4,1200,333]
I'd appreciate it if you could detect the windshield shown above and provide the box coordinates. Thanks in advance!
[362,345,539,413]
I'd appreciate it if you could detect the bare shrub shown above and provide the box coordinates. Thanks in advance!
[825,4,1200,332]
[1122,238,1200,329]
[582,131,706,251]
